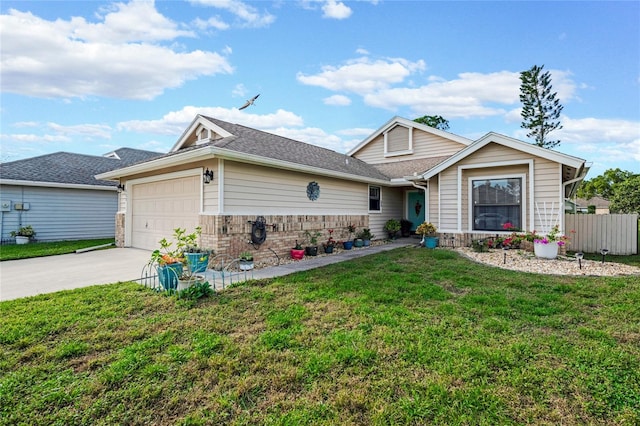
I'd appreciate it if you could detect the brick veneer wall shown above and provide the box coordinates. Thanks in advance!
[199,214,369,263]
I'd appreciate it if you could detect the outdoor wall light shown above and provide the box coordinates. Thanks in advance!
[600,248,609,264]
[203,168,214,184]
[117,183,125,192]
[576,252,584,269]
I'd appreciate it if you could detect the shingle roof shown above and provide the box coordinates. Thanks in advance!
[199,116,391,181]
[0,148,161,186]
[370,156,452,179]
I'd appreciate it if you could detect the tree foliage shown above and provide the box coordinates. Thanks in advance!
[609,175,640,213]
[576,168,636,200]
[414,115,450,131]
[519,65,563,149]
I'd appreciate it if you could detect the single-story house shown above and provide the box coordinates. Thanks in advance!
[96,115,589,261]
[571,196,610,214]
[0,148,161,242]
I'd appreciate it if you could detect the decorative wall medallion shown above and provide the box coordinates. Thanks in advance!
[306,181,320,201]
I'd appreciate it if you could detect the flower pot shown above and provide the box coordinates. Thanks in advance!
[158,263,183,290]
[184,252,209,273]
[424,236,439,249]
[15,236,29,245]
[534,242,558,259]
[343,241,354,250]
[305,246,319,256]
[354,238,364,248]
[291,248,305,260]
[239,259,254,271]
[363,239,371,247]
[324,245,334,254]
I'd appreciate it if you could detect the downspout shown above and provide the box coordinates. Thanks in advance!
[411,179,428,216]
[562,174,587,234]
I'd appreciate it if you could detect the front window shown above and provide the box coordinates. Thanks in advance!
[369,186,381,211]
[472,178,521,231]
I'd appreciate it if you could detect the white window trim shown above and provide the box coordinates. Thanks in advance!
[383,124,414,157]
[457,159,534,233]
[368,184,382,213]
[467,173,527,233]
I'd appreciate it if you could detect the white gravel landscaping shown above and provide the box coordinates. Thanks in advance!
[456,247,640,277]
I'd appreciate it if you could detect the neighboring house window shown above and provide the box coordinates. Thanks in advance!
[369,186,381,211]
[472,177,522,231]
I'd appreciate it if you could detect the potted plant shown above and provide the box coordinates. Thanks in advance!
[322,229,337,254]
[304,230,322,256]
[416,222,438,248]
[177,227,212,274]
[353,226,364,248]
[10,225,35,244]
[151,227,209,290]
[343,224,357,250]
[239,251,254,271]
[384,219,401,240]
[357,228,374,247]
[531,225,569,259]
[400,219,413,237]
[291,240,305,260]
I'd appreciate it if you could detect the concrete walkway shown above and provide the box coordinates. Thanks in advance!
[0,239,416,302]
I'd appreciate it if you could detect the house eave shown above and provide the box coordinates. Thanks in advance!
[0,179,117,191]
[96,145,392,186]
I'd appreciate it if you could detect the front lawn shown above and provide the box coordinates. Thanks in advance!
[1,248,638,425]
[0,238,115,261]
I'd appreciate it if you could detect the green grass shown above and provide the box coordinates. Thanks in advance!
[0,238,115,261]
[1,247,639,425]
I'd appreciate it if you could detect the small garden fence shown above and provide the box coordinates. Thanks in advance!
[565,213,639,255]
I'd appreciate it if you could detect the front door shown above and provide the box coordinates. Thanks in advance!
[407,191,425,232]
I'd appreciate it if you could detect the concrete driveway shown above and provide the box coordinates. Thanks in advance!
[0,248,152,301]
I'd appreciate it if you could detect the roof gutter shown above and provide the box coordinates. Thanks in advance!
[0,179,116,191]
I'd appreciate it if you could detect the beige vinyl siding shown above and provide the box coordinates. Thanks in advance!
[223,161,368,215]
[354,129,465,164]
[428,176,439,226]
[354,135,385,163]
[203,161,218,213]
[438,167,459,231]
[532,158,562,232]
[368,187,404,238]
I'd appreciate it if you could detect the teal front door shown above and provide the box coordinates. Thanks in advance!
[407,191,425,232]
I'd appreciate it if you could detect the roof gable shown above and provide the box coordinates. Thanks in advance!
[420,132,586,180]
[347,116,473,156]
[170,115,234,152]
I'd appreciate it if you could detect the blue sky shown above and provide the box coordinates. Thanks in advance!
[1,0,639,177]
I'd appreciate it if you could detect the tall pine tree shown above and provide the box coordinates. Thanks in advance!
[519,65,563,148]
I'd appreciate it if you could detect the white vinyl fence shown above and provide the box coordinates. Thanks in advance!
[565,213,639,255]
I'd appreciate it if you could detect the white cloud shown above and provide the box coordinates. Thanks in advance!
[0,6,234,100]
[117,106,304,136]
[324,94,351,106]
[192,16,230,31]
[46,122,112,139]
[0,133,71,143]
[297,56,426,95]
[322,0,352,19]
[188,0,275,27]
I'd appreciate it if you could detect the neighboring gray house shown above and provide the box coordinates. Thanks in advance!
[0,148,161,243]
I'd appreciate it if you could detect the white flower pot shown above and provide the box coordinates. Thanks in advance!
[15,236,29,245]
[534,242,558,259]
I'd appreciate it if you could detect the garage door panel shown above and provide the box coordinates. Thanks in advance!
[131,175,200,250]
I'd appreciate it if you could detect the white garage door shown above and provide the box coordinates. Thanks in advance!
[131,175,200,251]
